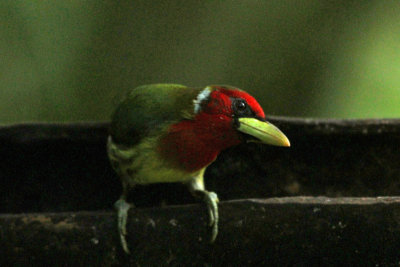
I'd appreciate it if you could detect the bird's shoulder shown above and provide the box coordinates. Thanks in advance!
[110,84,202,146]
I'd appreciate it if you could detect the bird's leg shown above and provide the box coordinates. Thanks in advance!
[188,170,219,243]
[114,181,133,254]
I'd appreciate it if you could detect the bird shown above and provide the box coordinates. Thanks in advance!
[107,83,290,253]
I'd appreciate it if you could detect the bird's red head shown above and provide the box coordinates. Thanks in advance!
[198,86,266,121]
[159,85,289,172]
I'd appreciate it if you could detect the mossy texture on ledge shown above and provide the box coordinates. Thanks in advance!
[2,197,400,266]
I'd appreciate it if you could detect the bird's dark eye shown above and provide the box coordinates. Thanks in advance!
[235,100,247,110]
[232,98,253,117]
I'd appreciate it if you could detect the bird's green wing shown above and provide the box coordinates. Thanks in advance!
[110,84,202,146]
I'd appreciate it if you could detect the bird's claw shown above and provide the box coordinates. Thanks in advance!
[114,199,132,254]
[203,191,219,243]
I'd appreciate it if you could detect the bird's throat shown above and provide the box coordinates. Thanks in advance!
[158,115,241,172]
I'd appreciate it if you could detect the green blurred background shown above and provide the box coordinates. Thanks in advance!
[1,0,400,123]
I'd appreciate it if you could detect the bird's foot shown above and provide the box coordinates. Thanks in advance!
[201,191,219,243]
[114,198,132,254]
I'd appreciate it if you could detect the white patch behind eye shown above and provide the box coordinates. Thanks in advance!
[193,86,211,114]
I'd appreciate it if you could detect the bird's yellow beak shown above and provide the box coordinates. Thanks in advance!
[237,118,290,147]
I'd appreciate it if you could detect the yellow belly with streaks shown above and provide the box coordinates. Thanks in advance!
[107,136,199,186]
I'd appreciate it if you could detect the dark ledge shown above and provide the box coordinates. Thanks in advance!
[2,197,400,266]
[1,117,400,265]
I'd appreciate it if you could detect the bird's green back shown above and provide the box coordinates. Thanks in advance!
[110,84,202,146]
